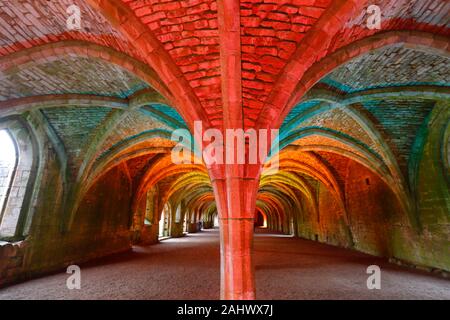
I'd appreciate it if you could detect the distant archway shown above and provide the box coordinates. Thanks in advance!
[159,203,171,238]
[0,120,38,241]
[255,210,267,229]
[0,130,18,235]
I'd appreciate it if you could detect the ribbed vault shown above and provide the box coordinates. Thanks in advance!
[0,0,448,300]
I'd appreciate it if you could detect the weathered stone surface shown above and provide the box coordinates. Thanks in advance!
[0,0,448,300]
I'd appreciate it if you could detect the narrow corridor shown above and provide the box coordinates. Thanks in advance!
[1,229,448,300]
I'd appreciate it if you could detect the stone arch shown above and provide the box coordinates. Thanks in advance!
[280,98,416,220]
[259,31,450,130]
[277,129,416,230]
[0,94,128,118]
[65,131,178,231]
[0,41,172,104]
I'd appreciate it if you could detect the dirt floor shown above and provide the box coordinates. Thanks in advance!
[0,228,449,300]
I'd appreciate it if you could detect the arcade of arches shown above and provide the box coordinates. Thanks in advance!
[0,0,449,300]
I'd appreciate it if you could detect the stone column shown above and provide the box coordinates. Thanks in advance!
[210,164,260,300]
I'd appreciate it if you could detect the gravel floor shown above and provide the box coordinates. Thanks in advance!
[0,228,448,300]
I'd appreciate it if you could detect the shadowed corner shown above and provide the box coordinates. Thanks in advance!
[0,0,449,301]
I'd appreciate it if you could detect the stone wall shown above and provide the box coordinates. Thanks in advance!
[0,145,138,287]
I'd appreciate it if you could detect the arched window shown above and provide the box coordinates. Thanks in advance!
[0,130,19,238]
[159,203,171,238]
[175,204,182,223]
